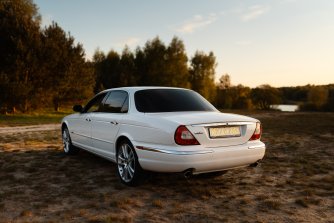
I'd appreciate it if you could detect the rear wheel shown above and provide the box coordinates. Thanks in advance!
[62,127,79,155]
[116,140,143,186]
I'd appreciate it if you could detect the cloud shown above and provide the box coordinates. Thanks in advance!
[117,37,140,47]
[176,14,218,34]
[241,5,270,22]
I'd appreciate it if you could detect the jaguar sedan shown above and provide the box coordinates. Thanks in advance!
[61,87,265,185]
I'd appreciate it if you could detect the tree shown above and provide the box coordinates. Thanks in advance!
[0,0,42,112]
[92,49,106,93]
[164,37,190,88]
[104,50,121,88]
[324,87,334,111]
[189,51,217,101]
[119,46,137,86]
[216,84,253,109]
[140,37,168,86]
[219,73,231,90]
[307,86,328,109]
[133,36,190,87]
[251,84,281,110]
[41,22,94,111]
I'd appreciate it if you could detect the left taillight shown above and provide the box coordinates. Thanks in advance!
[174,125,200,145]
[250,122,262,140]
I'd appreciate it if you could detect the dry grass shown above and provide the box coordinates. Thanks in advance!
[0,112,333,222]
[0,111,70,127]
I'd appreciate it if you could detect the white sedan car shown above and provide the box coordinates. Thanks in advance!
[61,87,265,185]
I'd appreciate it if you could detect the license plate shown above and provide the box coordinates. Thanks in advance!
[209,126,241,138]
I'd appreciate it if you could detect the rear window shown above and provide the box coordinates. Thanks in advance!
[101,91,128,113]
[134,89,216,113]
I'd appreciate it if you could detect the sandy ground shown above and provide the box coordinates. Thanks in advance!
[0,124,60,134]
[0,112,333,223]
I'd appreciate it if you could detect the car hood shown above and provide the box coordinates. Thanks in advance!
[145,111,257,125]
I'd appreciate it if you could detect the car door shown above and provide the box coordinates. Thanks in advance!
[90,90,129,160]
[70,92,107,150]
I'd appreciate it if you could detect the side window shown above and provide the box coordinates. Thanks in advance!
[83,93,107,113]
[102,91,128,113]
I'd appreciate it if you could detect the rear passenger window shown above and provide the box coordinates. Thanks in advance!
[102,91,128,113]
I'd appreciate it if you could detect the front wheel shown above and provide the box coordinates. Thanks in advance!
[116,140,143,186]
[62,127,79,155]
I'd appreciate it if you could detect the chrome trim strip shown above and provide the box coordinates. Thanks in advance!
[248,145,266,149]
[192,122,254,127]
[136,146,213,155]
[71,132,90,138]
[72,133,113,144]
[91,136,113,144]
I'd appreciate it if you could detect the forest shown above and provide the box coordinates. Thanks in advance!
[1,0,333,113]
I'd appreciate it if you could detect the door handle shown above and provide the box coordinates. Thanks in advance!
[110,121,118,125]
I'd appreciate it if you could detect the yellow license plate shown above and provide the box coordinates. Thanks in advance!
[209,126,241,138]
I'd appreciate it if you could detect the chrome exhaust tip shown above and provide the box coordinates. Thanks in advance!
[183,169,194,179]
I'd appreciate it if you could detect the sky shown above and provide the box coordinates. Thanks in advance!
[34,0,334,88]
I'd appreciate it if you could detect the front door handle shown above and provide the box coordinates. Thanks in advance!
[110,121,118,125]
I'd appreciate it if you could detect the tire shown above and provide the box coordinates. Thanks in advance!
[62,127,79,155]
[116,139,143,186]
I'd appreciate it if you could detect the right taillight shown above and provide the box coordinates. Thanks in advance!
[250,122,262,140]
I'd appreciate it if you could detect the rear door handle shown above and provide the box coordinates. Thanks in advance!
[110,121,118,125]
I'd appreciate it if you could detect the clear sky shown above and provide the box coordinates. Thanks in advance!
[34,0,334,88]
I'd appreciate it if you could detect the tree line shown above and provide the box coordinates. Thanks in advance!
[216,78,334,111]
[92,37,216,102]
[1,0,333,113]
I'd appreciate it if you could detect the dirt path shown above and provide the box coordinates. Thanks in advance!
[0,124,60,134]
[0,113,333,222]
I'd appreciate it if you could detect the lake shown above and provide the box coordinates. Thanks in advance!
[271,104,299,112]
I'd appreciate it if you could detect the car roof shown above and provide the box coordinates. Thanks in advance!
[100,86,190,94]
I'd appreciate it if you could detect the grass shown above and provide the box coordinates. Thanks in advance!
[0,111,333,222]
[0,109,72,126]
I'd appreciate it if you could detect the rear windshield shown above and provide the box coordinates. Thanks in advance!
[134,89,216,113]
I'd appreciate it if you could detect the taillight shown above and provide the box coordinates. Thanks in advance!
[250,122,262,140]
[174,125,200,145]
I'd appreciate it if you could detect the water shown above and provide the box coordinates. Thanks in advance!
[271,104,298,112]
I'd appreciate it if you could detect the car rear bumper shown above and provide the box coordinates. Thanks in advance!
[134,141,266,174]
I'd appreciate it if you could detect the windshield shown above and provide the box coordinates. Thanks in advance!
[134,89,216,113]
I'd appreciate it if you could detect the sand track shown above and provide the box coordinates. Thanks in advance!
[0,124,60,134]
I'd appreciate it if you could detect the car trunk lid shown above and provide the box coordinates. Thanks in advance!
[146,111,257,147]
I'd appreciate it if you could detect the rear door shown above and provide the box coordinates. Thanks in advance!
[90,90,129,160]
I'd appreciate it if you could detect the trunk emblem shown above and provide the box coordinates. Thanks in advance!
[194,132,204,135]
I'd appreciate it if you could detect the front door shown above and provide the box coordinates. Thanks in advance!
[70,92,107,151]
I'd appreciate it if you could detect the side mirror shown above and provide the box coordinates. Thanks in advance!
[73,105,83,113]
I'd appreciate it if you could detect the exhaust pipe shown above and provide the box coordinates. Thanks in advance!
[183,169,194,179]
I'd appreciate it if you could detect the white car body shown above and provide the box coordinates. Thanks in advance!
[62,87,265,180]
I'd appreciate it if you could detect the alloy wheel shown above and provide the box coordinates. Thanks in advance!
[62,129,70,153]
[117,143,136,183]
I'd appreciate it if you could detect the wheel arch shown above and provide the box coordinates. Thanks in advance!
[61,122,68,131]
[115,134,141,167]
[115,135,133,154]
